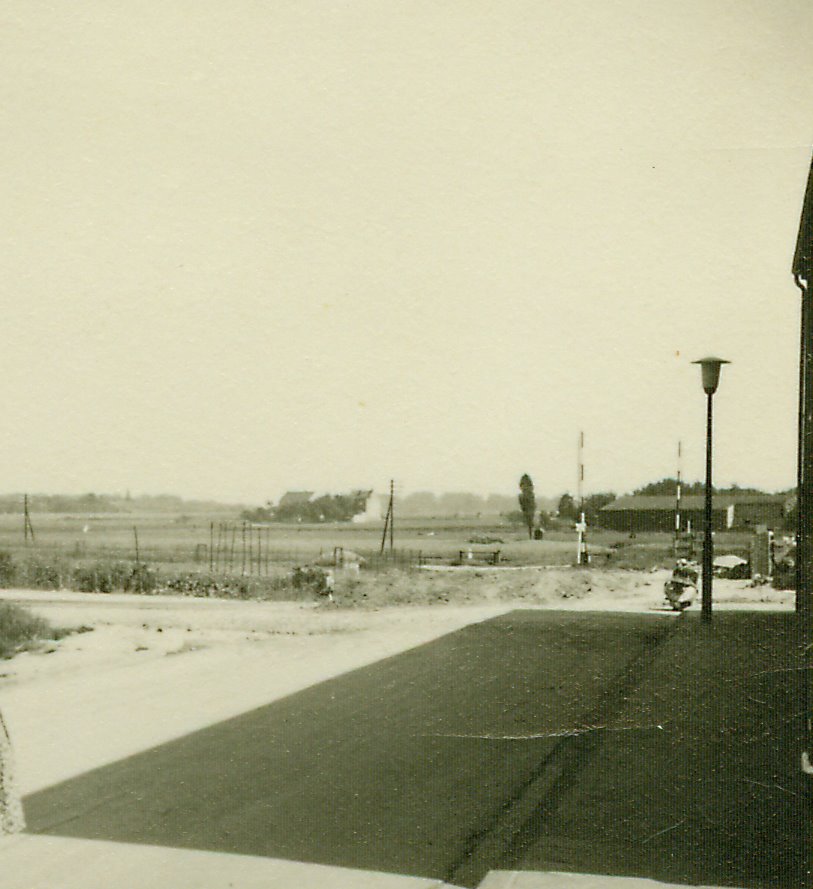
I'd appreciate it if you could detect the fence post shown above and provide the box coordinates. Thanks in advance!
[241,522,247,575]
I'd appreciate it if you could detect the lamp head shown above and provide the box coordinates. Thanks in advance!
[692,356,730,394]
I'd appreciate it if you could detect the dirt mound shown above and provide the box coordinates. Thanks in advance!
[329,567,661,610]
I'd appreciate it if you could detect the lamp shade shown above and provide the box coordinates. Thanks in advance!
[793,155,813,280]
[692,356,730,394]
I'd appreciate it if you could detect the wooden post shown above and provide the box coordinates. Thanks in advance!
[133,525,140,563]
[209,522,214,573]
[389,479,394,554]
[379,498,391,555]
[265,527,270,575]
[23,495,35,544]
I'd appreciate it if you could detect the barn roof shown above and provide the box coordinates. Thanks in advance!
[601,494,788,512]
[278,491,314,507]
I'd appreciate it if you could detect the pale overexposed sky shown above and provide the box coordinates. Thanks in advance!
[2,0,812,503]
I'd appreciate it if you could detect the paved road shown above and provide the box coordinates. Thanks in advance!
[23,610,808,888]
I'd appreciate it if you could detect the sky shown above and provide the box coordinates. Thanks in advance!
[2,0,812,504]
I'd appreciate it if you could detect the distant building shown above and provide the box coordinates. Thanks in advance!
[277,491,315,510]
[598,494,790,533]
[351,490,384,523]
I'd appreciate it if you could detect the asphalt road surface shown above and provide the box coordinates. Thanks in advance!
[23,610,809,888]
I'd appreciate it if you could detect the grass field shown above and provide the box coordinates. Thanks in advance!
[0,508,758,583]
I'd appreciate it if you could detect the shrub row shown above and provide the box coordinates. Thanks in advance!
[0,551,325,600]
[156,571,310,600]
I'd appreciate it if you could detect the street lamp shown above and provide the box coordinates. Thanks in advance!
[692,356,730,622]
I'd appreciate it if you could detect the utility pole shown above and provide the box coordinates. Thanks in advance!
[389,479,394,554]
[23,495,34,544]
[380,480,395,555]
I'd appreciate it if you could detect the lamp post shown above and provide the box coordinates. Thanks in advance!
[692,357,730,622]
[792,155,812,776]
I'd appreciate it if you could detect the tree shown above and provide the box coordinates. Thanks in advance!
[633,477,706,496]
[399,491,438,517]
[518,474,536,540]
[557,492,577,520]
[582,492,616,524]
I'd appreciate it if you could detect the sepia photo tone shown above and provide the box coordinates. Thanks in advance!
[0,2,811,887]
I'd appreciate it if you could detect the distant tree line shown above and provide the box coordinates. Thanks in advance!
[556,491,616,524]
[0,493,122,514]
[241,489,563,524]
[243,492,370,524]
[395,491,530,517]
[0,492,247,514]
[631,478,774,497]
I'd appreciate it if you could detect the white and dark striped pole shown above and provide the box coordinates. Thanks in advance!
[674,440,683,553]
[577,431,588,565]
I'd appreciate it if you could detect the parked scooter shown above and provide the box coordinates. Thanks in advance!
[664,559,699,611]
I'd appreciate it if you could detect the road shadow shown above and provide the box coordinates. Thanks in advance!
[23,610,808,888]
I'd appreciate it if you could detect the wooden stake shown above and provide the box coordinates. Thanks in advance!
[23,495,35,544]
[389,479,394,554]
[241,522,247,574]
[379,499,391,555]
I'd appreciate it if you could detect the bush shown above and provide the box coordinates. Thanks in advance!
[71,561,160,594]
[0,551,16,587]
[0,601,64,659]
[0,550,318,601]
[18,556,68,590]
[130,563,159,593]
[156,571,309,601]
[291,566,331,594]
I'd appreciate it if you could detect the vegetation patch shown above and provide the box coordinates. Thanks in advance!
[0,601,72,659]
[156,571,312,601]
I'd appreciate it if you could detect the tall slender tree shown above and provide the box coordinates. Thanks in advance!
[518,474,536,540]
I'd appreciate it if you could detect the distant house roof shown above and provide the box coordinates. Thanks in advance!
[278,491,314,508]
[601,494,789,512]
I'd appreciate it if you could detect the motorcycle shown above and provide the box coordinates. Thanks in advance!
[664,559,699,611]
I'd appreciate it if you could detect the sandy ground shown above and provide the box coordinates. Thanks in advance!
[0,569,790,889]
